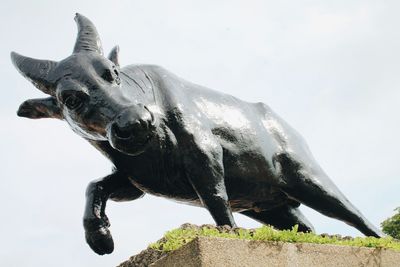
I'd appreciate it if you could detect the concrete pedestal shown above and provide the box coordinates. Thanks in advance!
[119,237,400,267]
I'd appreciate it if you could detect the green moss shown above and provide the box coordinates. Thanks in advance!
[149,225,400,252]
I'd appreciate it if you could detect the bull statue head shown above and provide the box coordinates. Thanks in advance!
[12,13,155,156]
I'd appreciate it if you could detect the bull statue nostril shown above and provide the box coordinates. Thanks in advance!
[131,120,143,132]
[112,123,132,139]
[138,119,149,130]
[143,105,156,127]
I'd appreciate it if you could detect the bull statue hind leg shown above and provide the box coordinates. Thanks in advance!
[273,152,383,237]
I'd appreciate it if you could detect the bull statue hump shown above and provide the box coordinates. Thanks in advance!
[11,13,383,255]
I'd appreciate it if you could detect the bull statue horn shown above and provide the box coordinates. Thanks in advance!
[108,45,120,66]
[73,13,103,55]
[10,52,57,95]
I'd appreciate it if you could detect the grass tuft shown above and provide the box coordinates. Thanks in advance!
[149,224,400,252]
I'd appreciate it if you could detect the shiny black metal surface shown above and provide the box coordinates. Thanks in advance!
[11,14,382,255]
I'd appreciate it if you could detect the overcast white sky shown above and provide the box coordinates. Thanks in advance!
[1,1,399,266]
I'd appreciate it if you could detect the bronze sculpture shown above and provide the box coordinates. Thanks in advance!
[11,14,382,255]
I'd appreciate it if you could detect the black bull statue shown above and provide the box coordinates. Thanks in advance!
[11,14,382,255]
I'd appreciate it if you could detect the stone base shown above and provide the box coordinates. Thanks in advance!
[119,237,400,267]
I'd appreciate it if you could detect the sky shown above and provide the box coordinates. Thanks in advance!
[1,1,399,266]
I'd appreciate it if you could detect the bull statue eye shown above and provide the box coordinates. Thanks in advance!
[102,69,114,83]
[101,67,121,85]
[64,94,83,110]
[114,69,121,85]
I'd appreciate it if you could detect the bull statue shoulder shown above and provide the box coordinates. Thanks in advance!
[11,14,382,255]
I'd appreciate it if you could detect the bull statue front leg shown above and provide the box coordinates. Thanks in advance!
[181,129,236,227]
[83,170,144,255]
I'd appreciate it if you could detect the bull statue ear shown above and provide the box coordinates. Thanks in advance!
[73,13,103,55]
[10,52,57,96]
[17,97,63,120]
[108,45,120,67]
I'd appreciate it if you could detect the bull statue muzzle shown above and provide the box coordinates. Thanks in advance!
[108,104,156,156]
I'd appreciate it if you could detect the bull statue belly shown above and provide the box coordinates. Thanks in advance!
[11,14,383,255]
